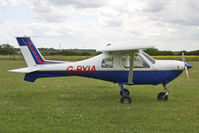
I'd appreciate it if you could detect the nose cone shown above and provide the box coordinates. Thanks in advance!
[185,63,192,69]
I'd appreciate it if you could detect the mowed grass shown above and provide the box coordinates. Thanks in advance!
[0,60,199,133]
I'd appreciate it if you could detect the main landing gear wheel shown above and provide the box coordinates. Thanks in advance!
[120,89,130,96]
[121,96,132,104]
[157,92,168,101]
[119,83,132,104]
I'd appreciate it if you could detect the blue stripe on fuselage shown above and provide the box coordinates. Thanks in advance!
[24,70,183,85]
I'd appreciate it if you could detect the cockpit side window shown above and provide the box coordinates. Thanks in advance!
[134,54,150,68]
[121,54,150,68]
[101,57,113,68]
[121,54,130,68]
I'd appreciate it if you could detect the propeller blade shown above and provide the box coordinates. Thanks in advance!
[185,66,189,80]
[182,52,190,79]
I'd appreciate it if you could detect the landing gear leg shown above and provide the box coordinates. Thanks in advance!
[157,84,169,101]
[120,89,130,96]
[119,83,131,104]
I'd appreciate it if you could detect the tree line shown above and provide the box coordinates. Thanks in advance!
[0,44,17,55]
[144,48,199,55]
[0,44,199,56]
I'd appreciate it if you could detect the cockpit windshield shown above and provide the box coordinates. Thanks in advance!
[142,52,156,64]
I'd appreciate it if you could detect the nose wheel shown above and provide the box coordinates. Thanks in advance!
[119,83,131,104]
[157,92,168,101]
[157,84,169,101]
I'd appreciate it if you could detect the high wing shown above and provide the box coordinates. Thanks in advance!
[97,44,154,84]
[97,44,154,52]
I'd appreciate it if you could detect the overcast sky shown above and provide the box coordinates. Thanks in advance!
[0,0,199,51]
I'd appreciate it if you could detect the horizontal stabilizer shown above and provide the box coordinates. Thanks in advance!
[9,67,39,73]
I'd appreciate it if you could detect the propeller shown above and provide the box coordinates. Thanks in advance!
[182,52,189,79]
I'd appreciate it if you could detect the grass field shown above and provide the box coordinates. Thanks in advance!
[0,60,199,133]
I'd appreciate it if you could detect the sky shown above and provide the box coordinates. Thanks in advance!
[0,0,199,51]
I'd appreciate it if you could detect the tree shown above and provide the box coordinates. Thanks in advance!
[0,44,17,55]
[144,48,160,55]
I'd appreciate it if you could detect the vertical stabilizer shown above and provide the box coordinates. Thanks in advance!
[16,37,57,66]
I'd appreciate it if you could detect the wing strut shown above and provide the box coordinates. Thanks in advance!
[128,52,134,84]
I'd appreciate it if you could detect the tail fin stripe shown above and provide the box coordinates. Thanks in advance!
[22,38,53,64]
[16,37,60,66]
[25,42,32,45]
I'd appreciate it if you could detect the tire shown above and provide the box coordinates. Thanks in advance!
[157,92,168,101]
[121,96,132,104]
[120,89,130,96]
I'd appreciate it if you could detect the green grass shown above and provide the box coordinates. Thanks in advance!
[0,60,199,133]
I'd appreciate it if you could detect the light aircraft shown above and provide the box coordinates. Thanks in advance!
[9,37,192,104]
